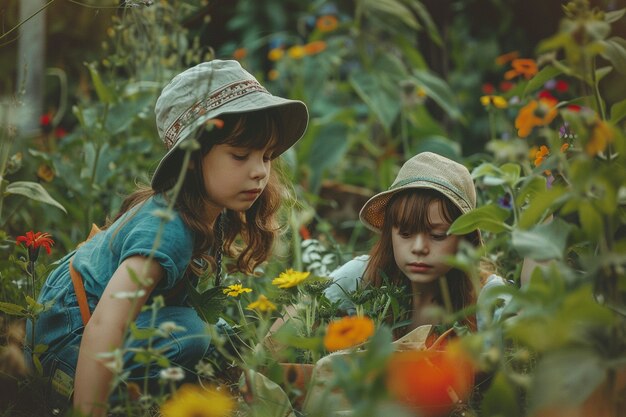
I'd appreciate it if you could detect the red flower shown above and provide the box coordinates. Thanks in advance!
[39,113,51,127]
[16,231,54,261]
[481,83,495,95]
[555,80,569,92]
[499,81,514,92]
[54,127,67,139]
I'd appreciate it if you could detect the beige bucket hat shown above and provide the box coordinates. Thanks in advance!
[359,152,476,233]
[152,59,309,190]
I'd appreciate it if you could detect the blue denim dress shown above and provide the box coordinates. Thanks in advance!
[25,196,215,410]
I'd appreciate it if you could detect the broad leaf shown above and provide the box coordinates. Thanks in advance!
[5,181,67,213]
[412,70,462,120]
[449,204,511,234]
[512,217,572,261]
[524,65,563,97]
[528,349,607,414]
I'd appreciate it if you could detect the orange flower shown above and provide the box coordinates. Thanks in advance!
[515,98,558,138]
[316,15,338,32]
[504,58,538,80]
[267,69,279,81]
[495,50,519,66]
[37,164,55,182]
[560,142,570,153]
[232,48,247,60]
[303,40,327,55]
[287,45,306,60]
[323,316,375,351]
[586,120,613,156]
[267,48,284,62]
[386,342,474,417]
[534,145,550,167]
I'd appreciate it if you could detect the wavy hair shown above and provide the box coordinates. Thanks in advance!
[109,109,290,277]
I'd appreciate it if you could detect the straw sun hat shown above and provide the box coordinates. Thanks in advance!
[359,152,476,233]
[151,59,309,190]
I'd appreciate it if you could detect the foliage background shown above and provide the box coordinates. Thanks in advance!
[1,0,625,416]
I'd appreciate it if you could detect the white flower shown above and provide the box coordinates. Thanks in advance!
[159,367,185,381]
[158,321,186,337]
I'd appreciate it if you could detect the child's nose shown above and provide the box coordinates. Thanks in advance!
[411,234,429,254]
[250,157,268,180]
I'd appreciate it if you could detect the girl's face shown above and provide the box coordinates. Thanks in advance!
[391,200,460,284]
[200,143,272,212]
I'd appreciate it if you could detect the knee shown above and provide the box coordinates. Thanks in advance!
[161,308,212,366]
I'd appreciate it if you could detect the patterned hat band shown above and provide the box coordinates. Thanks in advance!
[163,79,269,149]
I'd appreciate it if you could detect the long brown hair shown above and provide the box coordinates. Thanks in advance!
[108,109,290,276]
[363,189,480,332]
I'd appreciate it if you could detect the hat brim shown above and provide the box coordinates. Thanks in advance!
[151,93,308,190]
[359,182,473,233]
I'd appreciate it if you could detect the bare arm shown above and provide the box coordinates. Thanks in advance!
[73,255,164,417]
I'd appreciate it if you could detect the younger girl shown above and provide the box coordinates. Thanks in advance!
[28,59,308,416]
[324,152,505,337]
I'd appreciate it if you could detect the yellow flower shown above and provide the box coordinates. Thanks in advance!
[480,95,508,109]
[586,120,613,156]
[287,45,306,60]
[160,384,234,417]
[323,316,375,352]
[267,48,284,62]
[223,284,252,297]
[247,294,276,312]
[272,269,310,288]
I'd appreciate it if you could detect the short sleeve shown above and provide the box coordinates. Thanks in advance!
[116,216,193,290]
[324,255,369,314]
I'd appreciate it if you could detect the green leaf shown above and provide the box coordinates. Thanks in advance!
[410,1,443,46]
[449,204,511,234]
[129,323,159,340]
[579,200,604,241]
[186,284,228,324]
[85,62,115,104]
[412,69,462,120]
[362,0,420,30]
[528,349,607,414]
[5,181,67,213]
[480,372,521,417]
[512,217,572,261]
[524,65,563,97]
[0,301,27,316]
[599,37,626,75]
[604,8,626,23]
[519,185,568,229]
[610,97,626,123]
[349,53,406,131]
[516,175,547,207]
